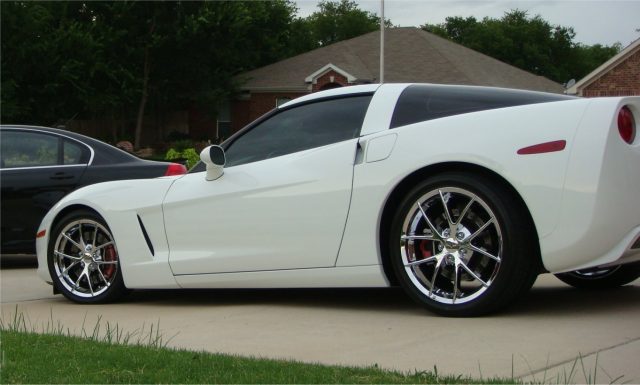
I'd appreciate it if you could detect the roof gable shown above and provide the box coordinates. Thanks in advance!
[235,27,563,93]
[305,63,357,84]
[567,38,640,95]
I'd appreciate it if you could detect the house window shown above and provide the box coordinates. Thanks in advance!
[276,97,291,107]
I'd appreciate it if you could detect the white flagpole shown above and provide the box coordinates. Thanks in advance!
[380,0,385,84]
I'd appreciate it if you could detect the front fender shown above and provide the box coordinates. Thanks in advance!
[36,177,181,289]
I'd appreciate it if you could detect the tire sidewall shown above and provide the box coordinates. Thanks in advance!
[389,172,537,316]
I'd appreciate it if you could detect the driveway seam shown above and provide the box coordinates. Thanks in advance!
[1,298,56,304]
[515,336,640,379]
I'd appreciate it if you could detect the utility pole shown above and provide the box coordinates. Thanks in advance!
[380,0,385,84]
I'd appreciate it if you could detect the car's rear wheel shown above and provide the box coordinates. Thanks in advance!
[48,210,126,303]
[390,172,539,316]
[555,263,640,289]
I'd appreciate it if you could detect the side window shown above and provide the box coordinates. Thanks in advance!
[225,95,372,167]
[0,131,59,168]
[63,140,86,164]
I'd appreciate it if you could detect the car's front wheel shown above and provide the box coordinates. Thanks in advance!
[555,263,640,289]
[48,210,127,303]
[390,173,540,316]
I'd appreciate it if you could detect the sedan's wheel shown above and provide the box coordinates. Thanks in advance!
[390,173,539,316]
[555,262,640,289]
[48,210,126,303]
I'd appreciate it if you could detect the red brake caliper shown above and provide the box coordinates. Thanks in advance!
[419,241,432,259]
[102,245,117,279]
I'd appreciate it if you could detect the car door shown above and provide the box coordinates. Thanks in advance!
[0,129,90,254]
[164,95,372,275]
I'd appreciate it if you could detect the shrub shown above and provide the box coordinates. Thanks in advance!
[165,147,200,169]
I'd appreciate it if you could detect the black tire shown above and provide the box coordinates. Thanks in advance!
[48,209,127,303]
[555,263,640,289]
[389,172,540,316]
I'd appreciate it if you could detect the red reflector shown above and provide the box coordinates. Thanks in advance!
[36,230,46,238]
[517,140,566,155]
[164,163,187,176]
[618,106,636,144]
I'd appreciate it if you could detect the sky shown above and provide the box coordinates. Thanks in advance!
[294,0,640,47]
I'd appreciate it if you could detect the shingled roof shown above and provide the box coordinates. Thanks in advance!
[236,27,564,93]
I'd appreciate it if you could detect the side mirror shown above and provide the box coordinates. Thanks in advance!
[200,145,226,181]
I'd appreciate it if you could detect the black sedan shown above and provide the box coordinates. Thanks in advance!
[0,125,187,255]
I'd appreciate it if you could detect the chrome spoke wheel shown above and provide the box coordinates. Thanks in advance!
[555,262,640,289]
[400,187,503,305]
[52,219,119,298]
[566,267,620,279]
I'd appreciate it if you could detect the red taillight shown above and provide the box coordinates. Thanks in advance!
[618,105,636,144]
[164,163,187,176]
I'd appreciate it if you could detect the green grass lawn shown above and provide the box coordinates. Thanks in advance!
[0,330,515,384]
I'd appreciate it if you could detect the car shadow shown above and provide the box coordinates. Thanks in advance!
[122,286,422,314]
[118,279,639,318]
[507,282,640,317]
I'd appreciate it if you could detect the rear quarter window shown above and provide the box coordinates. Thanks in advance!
[390,85,572,129]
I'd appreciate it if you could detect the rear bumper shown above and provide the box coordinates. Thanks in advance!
[595,228,640,269]
[541,97,640,272]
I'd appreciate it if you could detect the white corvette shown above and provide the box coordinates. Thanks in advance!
[36,84,640,316]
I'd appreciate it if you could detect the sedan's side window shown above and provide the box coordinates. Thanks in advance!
[224,95,372,167]
[1,131,59,168]
[63,140,85,165]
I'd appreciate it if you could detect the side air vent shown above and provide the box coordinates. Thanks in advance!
[137,215,155,256]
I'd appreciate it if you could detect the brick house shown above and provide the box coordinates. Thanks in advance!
[218,27,563,140]
[567,38,640,97]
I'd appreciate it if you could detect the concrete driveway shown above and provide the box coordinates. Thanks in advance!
[1,256,638,384]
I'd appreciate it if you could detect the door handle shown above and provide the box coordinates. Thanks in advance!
[50,172,74,180]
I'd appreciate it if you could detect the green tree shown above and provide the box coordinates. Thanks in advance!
[571,43,623,80]
[1,0,392,143]
[422,10,621,83]
[1,2,102,125]
[84,2,178,148]
[1,1,300,146]
[304,0,387,47]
